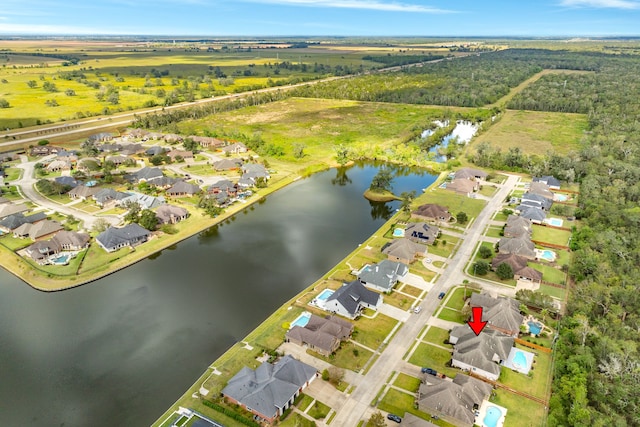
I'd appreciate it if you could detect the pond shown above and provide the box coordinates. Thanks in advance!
[0,162,436,426]
[424,120,479,163]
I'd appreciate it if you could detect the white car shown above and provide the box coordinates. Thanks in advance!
[413,307,422,314]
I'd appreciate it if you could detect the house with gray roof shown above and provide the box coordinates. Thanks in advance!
[213,158,243,171]
[357,260,408,293]
[454,167,488,181]
[450,326,514,381]
[411,204,452,223]
[504,215,532,238]
[533,175,561,190]
[498,236,536,260]
[68,185,100,201]
[0,212,46,233]
[25,231,90,264]
[93,188,129,207]
[118,192,165,210]
[130,166,164,183]
[406,222,439,245]
[13,219,63,241]
[166,181,201,197]
[156,204,189,225]
[96,223,150,252]
[146,176,178,189]
[145,146,166,156]
[324,280,382,319]
[469,292,524,337]
[521,193,553,211]
[54,176,79,188]
[222,355,317,424]
[382,238,427,264]
[517,205,546,224]
[105,155,129,167]
[528,182,554,199]
[207,179,238,196]
[417,374,492,427]
[242,163,270,178]
[0,203,29,219]
[285,315,353,357]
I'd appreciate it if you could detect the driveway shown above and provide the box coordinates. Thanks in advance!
[401,272,433,292]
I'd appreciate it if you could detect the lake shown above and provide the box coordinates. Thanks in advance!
[0,162,436,426]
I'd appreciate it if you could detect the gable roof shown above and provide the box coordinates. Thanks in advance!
[491,253,528,272]
[93,188,129,205]
[69,185,100,199]
[447,178,477,194]
[469,292,524,334]
[221,142,248,152]
[286,315,353,354]
[131,167,164,182]
[167,180,201,195]
[0,212,46,231]
[515,266,543,282]
[52,230,90,249]
[357,260,408,292]
[405,222,439,241]
[327,280,381,316]
[522,193,553,210]
[222,355,316,420]
[451,326,514,377]
[214,158,243,170]
[155,204,189,223]
[498,236,536,258]
[382,238,427,261]
[528,182,554,199]
[454,167,488,180]
[54,176,79,188]
[14,219,63,240]
[119,192,165,210]
[518,206,547,222]
[0,203,29,219]
[96,223,150,251]
[533,175,561,188]
[412,204,451,220]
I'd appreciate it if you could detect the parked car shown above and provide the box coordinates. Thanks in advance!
[421,367,437,376]
[413,306,422,314]
[438,292,446,300]
[387,413,402,423]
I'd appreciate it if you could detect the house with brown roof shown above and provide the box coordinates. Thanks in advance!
[166,181,201,197]
[446,178,478,197]
[155,204,189,225]
[191,135,226,148]
[449,326,514,381]
[469,292,524,337]
[13,219,63,241]
[68,185,100,201]
[504,215,532,238]
[25,231,90,264]
[405,222,439,245]
[166,150,193,162]
[0,202,29,219]
[46,159,71,172]
[514,266,543,284]
[454,167,488,181]
[411,204,452,223]
[382,238,427,264]
[528,182,554,200]
[417,374,492,427]
[491,253,542,284]
[498,236,536,260]
[213,158,243,171]
[221,142,248,154]
[285,314,353,357]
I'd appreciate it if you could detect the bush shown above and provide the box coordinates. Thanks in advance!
[478,245,493,259]
[201,400,260,427]
[0,98,10,108]
[321,369,330,381]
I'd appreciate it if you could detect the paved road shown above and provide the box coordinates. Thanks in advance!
[328,174,520,426]
[13,155,121,231]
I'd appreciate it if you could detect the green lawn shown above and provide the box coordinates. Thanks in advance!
[393,373,421,393]
[3,167,23,181]
[384,291,416,310]
[408,343,457,378]
[479,185,498,197]
[353,313,398,350]
[0,186,24,200]
[499,347,552,400]
[529,263,566,285]
[424,326,452,348]
[378,388,456,427]
[416,187,487,221]
[428,235,460,258]
[399,284,423,298]
[307,400,331,420]
[486,226,503,238]
[309,341,373,373]
[531,225,572,247]
[0,235,32,251]
[490,389,548,427]
[280,413,316,427]
[436,307,466,324]
[296,395,314,412]
[539,284,567,300]
[444,287,479,311]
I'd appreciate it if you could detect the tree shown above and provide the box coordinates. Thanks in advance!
[198,196,223,217]
[368,411,387,427]
[456,211,468,224]
[65,89,76,96]
[473,260,489,275]
[255,177,267,188]
[399,190,417,213]
[478,245,493,259]
[292,143,305,159]
[92,218,110,233]
[334,144,350,166]
[496,262,514,280]
[27,80,37,88]
[327,367,344,386]
[0,98,9,108]
[369,168,393,192]
[150,155,164,166]
[138,209,158,230]
[124,202,141,223]
[37,139,49,146]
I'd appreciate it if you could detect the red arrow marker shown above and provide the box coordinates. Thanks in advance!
[468,307,488,336]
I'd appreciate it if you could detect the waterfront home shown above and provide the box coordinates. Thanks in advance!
[405,222,440,245]
[469,292,524,337]
[533,175,561,190]
[324,280,382,319]
[411,203,452,223]
[242,163,270,179]
[382,238,427,264]
[417,374,492,427]
[285,315,353,357]
[446,178,478,197]
[25,230,90,264]
[155,204,189,225]
[222,355,317,424]
[357,260,408,293]
[454,167,488,181]
[207,179,238,196]
[13,219,63,241]
[166,181,201,197]
[450,326,514,381]
[498,236,536,260]
[96,223,150,252]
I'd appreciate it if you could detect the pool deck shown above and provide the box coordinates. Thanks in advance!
[476,400,508,427]
[502,347,535,375]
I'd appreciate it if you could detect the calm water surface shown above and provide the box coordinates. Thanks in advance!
[0,163,435,426]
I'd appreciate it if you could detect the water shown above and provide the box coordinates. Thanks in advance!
[512,350,528,369]
[483,406,503,427]
[528,320,543,335]
[424,121,478,163]
[539,250,556,261]
[392,228,405,237]
[316,289,335,301]
[0,162,436,427]
[289,312,311,329]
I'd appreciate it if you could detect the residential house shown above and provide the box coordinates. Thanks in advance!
[68,185,100,201]
[490,253,528,273]
[13,219,63,241]
[324,280,382,319]
[46,159,71,172]
[517,206,546,224]
[222,355,317,424]
[528,182,554,200]
[446,178,478,197]
[454,167,488,181]
[382,238,427,264]
[213,158,243,171]
[503,215,532,238]
[405,222,439,245]
[25,230,90,264]
[498,236,536,260]
[105,155,129,167]
[357,260,408,293]
[449,326,514,381]
[242,163,270,179]
[417,374,492,427]
[120,143,144,156]
[118,192,165,210]
[0,212,46,233]
[514,266,543,284]
[30,145,61,156]
[155,204,189,225]
[54,176,79,188]
[207,179,238,197]
[166,150,193,162]
[221,142,248,154]
[285,315,353,357]
[533,176,561,190]
[96,223,150,252]
[520,193,553,211]
[163,133,183,144]
[191,135,226,149]
[99,143,122,152]
[145,146,166,156]
[76,157,101,173]
[0,202,29,219]
[25,240,61,263]
[411,204,452,222]
[469,292,524,337]
[166,181,201,197]
[93,189,129,208]
[146,176,178,190]
[56,150,79,163]
[88,132,114,143]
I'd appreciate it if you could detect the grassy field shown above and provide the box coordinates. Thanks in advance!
[531,225,572,247]
[393,373,421,392]
[424,326,452,349]
[530,263,566,285]
[490,388,548,427]
[471,109,588,156]
[377,388,456,427]
[408,343,457,378]
[499,345,553,400]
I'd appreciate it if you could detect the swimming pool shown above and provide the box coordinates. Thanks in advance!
[50,254,70,265]
[290,312,311,329]
[538,249,556,262]
[316,289,334,302]
[544,218,564,227]
[483,406,503,427]
[512,350,528,370]
[528,320,543,335]
[554,194,568,202]
[392,228,405,237]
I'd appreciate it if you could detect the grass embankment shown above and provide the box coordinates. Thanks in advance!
[363,189,400,202]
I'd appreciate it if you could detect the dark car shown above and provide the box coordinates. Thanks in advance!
[387,413,402,423]
[421,367,437,376]
[438,292,446,300]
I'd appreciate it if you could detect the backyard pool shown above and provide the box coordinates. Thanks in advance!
[393,228,405,237]
[290,312,311,329]
[543,218,564,227]
[528,320,543,335]
[50,254,70,265]
[503,347,534,375]
[483,406,503,427]
[316,289,334,302]
[554,194,568,202]
[537,249,557,262]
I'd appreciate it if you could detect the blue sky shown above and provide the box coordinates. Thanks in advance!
[1,0,640,36]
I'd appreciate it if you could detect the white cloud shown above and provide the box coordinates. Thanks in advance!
[560,0,640,9]
[245,0,453,13]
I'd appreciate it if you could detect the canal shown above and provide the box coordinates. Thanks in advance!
[0,163,436,426]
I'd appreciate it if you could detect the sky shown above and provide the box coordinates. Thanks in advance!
[1,0,640,36]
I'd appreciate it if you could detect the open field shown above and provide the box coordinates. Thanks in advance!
[471,109,588,156]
